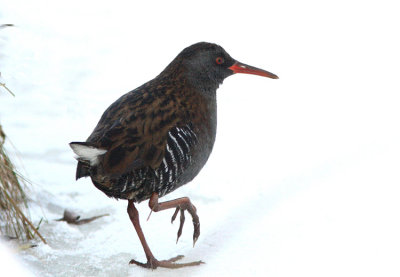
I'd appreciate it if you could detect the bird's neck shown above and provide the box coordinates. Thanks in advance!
[185,72,222,96]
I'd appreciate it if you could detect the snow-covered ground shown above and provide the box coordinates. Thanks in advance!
[1,1,400,276]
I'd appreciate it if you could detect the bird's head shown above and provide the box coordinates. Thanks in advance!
[166,42,278,93]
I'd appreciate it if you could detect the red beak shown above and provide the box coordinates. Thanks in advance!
[229,61,279,79]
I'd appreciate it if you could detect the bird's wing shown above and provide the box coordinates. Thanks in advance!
[86,90,183,177]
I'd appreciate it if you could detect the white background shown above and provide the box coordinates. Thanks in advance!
[1,0,399,276]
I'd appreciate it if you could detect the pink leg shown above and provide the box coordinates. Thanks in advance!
[127,199,203,269]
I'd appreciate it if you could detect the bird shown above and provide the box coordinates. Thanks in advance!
[69,42,278,269]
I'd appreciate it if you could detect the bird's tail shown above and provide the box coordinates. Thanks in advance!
[75,161,90,180]
[69,142,107,180]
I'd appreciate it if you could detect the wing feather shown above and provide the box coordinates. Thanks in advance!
[84,89,183,177]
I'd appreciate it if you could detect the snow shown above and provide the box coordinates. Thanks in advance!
[1,0,400,276]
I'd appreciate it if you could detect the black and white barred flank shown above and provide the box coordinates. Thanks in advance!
[156,125,198,196]
[72,124,199,202]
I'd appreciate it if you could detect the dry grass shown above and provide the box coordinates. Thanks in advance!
[0,125,46,243]
[0,23,45,243]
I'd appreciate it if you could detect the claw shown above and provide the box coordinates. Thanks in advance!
[176,209,185,244]
[193,221,200,247]
[147,209,153,221]
[171,207,179,224]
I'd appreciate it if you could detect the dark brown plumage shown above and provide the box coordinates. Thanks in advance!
[70,42,278,269]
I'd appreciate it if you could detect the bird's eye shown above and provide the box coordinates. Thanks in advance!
[216,57,224,65]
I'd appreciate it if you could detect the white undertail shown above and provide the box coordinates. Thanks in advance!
[69,143,107,166]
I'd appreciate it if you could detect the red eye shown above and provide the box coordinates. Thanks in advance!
[216,57,224,65]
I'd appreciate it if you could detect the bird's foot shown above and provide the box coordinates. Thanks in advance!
[129,255,204,269]
[148,193,201,246]
[171,204,200,246]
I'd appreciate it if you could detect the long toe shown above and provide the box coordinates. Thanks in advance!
[171,207,180,223]
[176,209,185,243]
[158,257,204,269]
[193,220,200,247]
[129,255,204,269]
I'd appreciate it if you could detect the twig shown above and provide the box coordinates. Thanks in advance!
[56,209,109,225]
[0,83,15,97]
[0,24,14,29]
